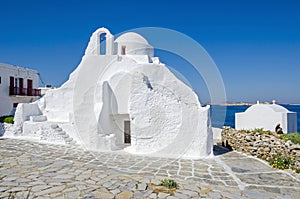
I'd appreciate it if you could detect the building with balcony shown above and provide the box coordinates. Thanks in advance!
[0,63,41,116]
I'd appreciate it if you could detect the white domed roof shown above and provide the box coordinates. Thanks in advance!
[115,32,149,44]
[246,104,290,113]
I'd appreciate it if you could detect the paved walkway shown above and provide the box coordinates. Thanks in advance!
[0,138,299,198]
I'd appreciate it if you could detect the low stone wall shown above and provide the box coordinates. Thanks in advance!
[221,127,300,170]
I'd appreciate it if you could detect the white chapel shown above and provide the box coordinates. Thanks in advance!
[13,27,213,158]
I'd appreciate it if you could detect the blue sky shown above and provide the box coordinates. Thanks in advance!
[0,0,299,104]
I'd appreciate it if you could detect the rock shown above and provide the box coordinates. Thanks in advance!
[200,186,212,194]
[147,184,173,194]
[285,140,293,147]
[51,124,59,129]
[182,184,200,192]
[166,196,177,199]
[92,190,114,199]
[173,191,189,199]
[149,193,157,198]
[30,115,47,122]
[65,137,73,142]
[58,131,66,135]
[256,135,261,141]
[245,136,252,142]
[83,193,95,199]
[116,191,133,199]
[158,192,170,198]
[137,182,147,190]
[176,189,198,197]
[290,144,300,150]
[103,182,112,188]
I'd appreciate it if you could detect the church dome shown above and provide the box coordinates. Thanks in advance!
[115,32,154,57]
[115,32,149,44]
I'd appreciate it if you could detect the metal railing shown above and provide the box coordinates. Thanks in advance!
[9,87,41,96]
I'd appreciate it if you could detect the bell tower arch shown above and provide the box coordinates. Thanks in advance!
[85,27,115,56]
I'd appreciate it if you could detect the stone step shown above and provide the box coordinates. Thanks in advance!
[65,137,73,142]
[58,131,66,136]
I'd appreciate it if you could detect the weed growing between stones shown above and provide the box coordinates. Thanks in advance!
[159,178,178,189]
[269,152,295,170]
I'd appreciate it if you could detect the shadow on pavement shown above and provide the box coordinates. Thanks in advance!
[213,145,231,156]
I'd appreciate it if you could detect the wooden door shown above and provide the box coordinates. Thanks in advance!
[19,78,24,95]
[9,76,14,95]
[27,79,33,96]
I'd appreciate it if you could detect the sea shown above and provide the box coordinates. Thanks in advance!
[210,104,300,132]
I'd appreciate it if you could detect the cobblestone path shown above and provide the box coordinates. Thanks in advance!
[0,138,299,198]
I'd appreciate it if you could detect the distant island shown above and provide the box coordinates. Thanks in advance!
[209,102,272,106]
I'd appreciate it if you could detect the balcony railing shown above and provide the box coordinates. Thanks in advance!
[9,87,41,96]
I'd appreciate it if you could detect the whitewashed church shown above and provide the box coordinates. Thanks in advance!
[13,28,213,158]
[236,101,297,134]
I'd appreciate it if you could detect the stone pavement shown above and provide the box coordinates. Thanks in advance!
[0,138,299,198]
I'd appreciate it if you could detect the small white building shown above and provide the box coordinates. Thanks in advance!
[13,27,213,159]
[235,101,298,134]
[0,63,41,116]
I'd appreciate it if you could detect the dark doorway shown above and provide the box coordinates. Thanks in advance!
[19,78,24,95]
[9,76,14,95]
[124,120,131,144]
[27,79,33,96]
[121,46,126,55]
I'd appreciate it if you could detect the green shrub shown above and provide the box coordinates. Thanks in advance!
[4,116,14,124]
[241,129,251,134]
[280,133,300,144]
[253,128,264,133]
[159,178,178,189]
[269,152,295,170]
[0,115,14,124]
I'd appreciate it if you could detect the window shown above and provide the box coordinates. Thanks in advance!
[100,33,106,55]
